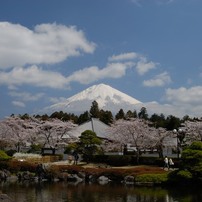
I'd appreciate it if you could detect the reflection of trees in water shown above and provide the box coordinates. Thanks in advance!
[52,183,170,202]
[0,182,201,202]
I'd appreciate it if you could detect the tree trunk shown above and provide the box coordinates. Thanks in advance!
[157,145,164,158]
[136,148,140,164]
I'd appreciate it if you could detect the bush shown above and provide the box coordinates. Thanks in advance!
[27,144,42,153]
[135,173,168,184]
[0,150,11,161]
[181,141,202,179]
[176,170,192,180]
[89,155,109,164]
[139,157,163,166]
[107,155,132,166]
[6,149,17,157]
[189,141,202,150]
[167,169,193,184]
[7,160,37,173]
[85,155,168,167]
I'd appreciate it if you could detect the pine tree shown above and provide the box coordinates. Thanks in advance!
[115,109,125,120]
[77,111,90,125]
[138,107,148,120]
[89,100,100,118]
[99,110,113,125]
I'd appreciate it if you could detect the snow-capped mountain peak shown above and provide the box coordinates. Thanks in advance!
[67,83,141,107]
[41,83,142,115]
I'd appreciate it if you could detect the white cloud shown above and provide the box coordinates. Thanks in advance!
[131,0,175,6]
[12,101,26,108]
[0,50,162,90]
[9,91,44,102]
[143,72,172,87]
[131,0,141,6]
[136,57,157,75]
[157,0,175,4]
[108,52,139,62]
[0,22,96,69]
[151,85,202,117]
[108,52,158,75]
[0,61,135,89]
[49,97,67,104]
[67,62,134,84]
[65,51,158,85]
[165,86,202,105]
[0,65,68,89]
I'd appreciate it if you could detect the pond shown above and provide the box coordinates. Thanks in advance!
[0,180,202,202]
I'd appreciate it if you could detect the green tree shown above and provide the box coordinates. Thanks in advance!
[125,110,138,119]
[133,110,138,118]
[181,141,202,180]
[115,109,125,120]
[41,114,49,121]
[28,144,42,153]
[78,130,102,162]
[64,142,78,154]
[20,113,30,120]
[99,110,113,125]
[138,107,148,120]
[0,150,11,161]
[125,110,134,119]
[50,111,78,123]
[182,115,191,122]
[77,111,90,125]
[165,115,181,130]
[150,113,166,128]
[90,100,100,118]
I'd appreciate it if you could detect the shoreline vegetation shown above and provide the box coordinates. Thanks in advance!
[0,159,198,187]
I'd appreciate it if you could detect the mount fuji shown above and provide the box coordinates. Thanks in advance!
[41,83,143,115]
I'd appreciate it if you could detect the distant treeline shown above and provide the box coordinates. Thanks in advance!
[13,100,201,131]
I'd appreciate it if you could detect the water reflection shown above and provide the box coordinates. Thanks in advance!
[0,181,201,202]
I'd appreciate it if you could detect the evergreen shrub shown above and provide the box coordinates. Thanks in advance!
[6,149,17,157]
[139,157,162,166]
[90,155,109,164]
[167,169,193,184]
[135,173,168,184]
[181,141,202,179]
[107,155,132,166]
[87,155,165,166]
[176,170,193,180]
[0,150,11,161]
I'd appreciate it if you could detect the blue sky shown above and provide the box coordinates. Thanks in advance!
[0,0,202,119]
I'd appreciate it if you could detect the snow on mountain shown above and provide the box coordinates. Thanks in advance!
[41,83,142,115]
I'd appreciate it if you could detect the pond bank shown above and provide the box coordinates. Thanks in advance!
[1,160,198,186]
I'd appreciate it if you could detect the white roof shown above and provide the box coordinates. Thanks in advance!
[63,118,110,139]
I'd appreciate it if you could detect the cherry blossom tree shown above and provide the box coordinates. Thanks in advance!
[107,118,156,163]
[0,122,13,150]
[0,116,38,151]
[36,118,76,148]
[148,127,173,158]
[0,116,77,152]
[101,139,122,153]
[107,118,172,160]
[181,120,202,143]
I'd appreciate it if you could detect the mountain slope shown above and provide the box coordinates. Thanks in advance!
[41,83,142,114]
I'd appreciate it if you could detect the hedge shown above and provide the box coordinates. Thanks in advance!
[84,155,174,167]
